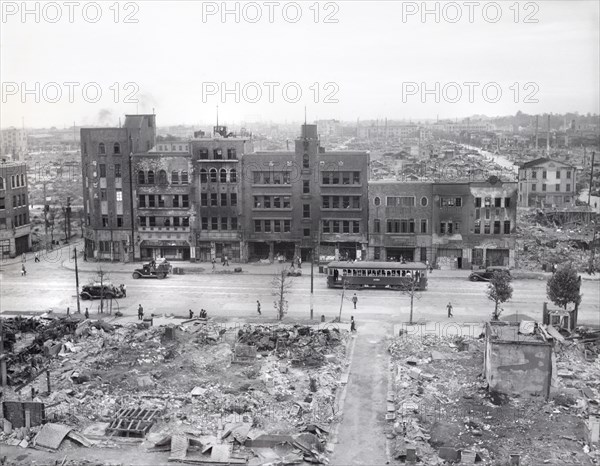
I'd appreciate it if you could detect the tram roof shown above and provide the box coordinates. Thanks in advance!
[326,261,427,270]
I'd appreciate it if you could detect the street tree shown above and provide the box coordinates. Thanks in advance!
[272,269,293,320]
[400,274,427,325]
[46,207,60,248]
[546,263,582,312]
[486,271,513,320]
[95,266,111,315]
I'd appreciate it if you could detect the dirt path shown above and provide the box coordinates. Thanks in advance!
[331,320,390,466]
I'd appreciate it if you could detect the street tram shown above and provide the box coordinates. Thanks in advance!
[325,261,428,290]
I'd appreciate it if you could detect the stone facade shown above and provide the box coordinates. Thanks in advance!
[0,161,31,258]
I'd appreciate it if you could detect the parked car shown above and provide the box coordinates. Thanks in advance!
[132,258,171,279]
[80,283,124,300]
[469,266,511,282]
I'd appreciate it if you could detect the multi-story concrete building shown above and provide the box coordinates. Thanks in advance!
[0,161,31,258]
[81,114,156,261]
[368,181,433,262]
[191,128,253,263]
[0,127,28,161]
[241,124,370,262]
[357,123,420,140]
[517,158,577,208]
[134,142,193,261]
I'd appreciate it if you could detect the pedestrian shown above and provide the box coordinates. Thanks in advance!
[66,307,70,317]
[212,257,216,272]
[257,300,261,315]
[84,307,89,319]
[224,255,229,266]
[34,252,40,263]
[298,257,302,269]
[447,302,453,318]
[425,259,430,270]
[189,309,194,319]
[200,309,207,318]
[352,293,358,309]
[120,284,126,297]
[138,304,144,320]
[350,316,357,333]
[83,250,87,262]
[21,264,26,276]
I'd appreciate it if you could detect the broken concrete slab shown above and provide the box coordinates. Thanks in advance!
[34,423,72,450]
[438,446,460,462]
[169,434,189,461]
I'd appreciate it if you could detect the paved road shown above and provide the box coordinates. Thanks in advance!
[1,259,599,326]
[331,321,390,465]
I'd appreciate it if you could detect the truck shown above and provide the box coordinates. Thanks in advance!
[132,258,171,279]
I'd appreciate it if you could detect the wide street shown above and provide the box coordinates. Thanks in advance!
[2,247,599,327]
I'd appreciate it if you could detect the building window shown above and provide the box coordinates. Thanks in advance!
[475,197,481,207]
[303,228,311,237]
[209,168,217,182]
[374,196,381,206]
[221,217,228,230]
[220,169,227,183]
[542,184,546,192]
[284,220,291,232]
[182,195,189,208]
[542,170,547,179]
[484,222,490,234]
[227,148,237,159]
[374,219,380,233]
[556,170,561,179]
[264,197,271,208]
[158,195,165,207]
[230,169,237,183]
[504,197,510,208]
[532,184,537,192]
[283,196,290,208]
[231,193,237,206]
[303,153,309,169]
[274,220,281,233]
[102,216,109,227]
[210,193,218,206]
[440,222,445,234]
[99,164,106,178]
[566,171,571,179]
[474,221,481,234]
[98,143,106,155]
[171,171,179,184]
[264,220,272,233]
[200,169,208,183]
[148,195,155,207]
[566,184,571,192]
[116,190,123,202]
[182,217,190,227]
[147,171,155,184]
[374,247,381,260]
[420,219,427,233]
[0,177,4,190]
[303,180,310,194]
[323,220,330,233]
[421,196,428,207]
[199,149,209,159]
[387,220,399,234]
[495,198,502,207]
[254,220,261,232]
[231,217,238,230]
[387,196,415,207]
[353,221,360,234]
[303,204,310,218]
[138,170,145,184]
[273,196,281,208]
[322,173,330,184]
[531,170,537,179]
[333,220,340,233]
[254,197,261,208]
[504,220,511,234]
[441,197,462,207]
[211,217,218,230]
[342,221,350,233]
[332,197,339,209]
[221,193,227,206]
[201,193,207,206]
[117,216,123,227]
[158,170,167,185]
[555,184,560,191]
[201,217,208,230]
[494,221,501,234]
[181,171,189,184]
[113,142,121,155]
[213,149,223,160]
[353,172,360,184]
[139,195,146,207]
[114,164,121,178]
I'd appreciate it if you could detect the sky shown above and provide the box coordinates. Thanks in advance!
[1,0,599,128]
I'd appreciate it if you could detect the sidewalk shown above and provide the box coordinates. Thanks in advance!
[0,240,82,269]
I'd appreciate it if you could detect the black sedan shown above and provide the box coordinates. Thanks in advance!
[469,266,511,282]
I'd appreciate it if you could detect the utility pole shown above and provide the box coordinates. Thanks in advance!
[588,151,596,207]
[65,197,71,243]
[310,244,314,320]
[43,182,48,245]
[338,271,347,322]
[74,246,81,314]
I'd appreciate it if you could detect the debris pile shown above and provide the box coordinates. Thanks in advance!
[387,333,600,464]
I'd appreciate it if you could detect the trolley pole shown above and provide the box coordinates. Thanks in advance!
[74,246,81,315]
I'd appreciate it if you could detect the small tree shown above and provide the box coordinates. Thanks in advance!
[400,275,427,325]
[272,269,293,320]
[95,267,111,314]
[547,264,582,311]
[487,271,513,320]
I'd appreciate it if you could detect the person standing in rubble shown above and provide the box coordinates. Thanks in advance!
[84,307,89,319]
[447,302,454,318]
[138,304,144,320]
[257,300,261,315]
[352,293,358,309]
[189,309,194,319]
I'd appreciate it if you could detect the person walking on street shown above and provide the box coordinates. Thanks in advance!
[212,257,216,272]
[350,316,357,333]
[447,302,454,318]
[84,307,89,319]
[257,300,261,315]
[224,255,229,266]
[298,257,302,269]
[34,252,40,263]
[352,293,358,309]
[21,264,26,276]
[138,304,144,320]
[189,309,194,319]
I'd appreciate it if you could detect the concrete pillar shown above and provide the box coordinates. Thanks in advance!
[210,241,216,259]
[508,248,516,268]
[268,242,274,262]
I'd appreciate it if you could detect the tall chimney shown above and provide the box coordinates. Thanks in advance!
[547,114,551,152]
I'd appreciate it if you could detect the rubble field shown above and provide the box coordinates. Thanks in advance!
[0,316,350,465]
[387,332,600,465]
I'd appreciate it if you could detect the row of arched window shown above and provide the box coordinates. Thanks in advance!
[200,168,237,183]
[138,170,189,185]
[98,142,121,155]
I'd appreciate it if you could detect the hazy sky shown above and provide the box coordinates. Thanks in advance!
[1,0,599,128]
